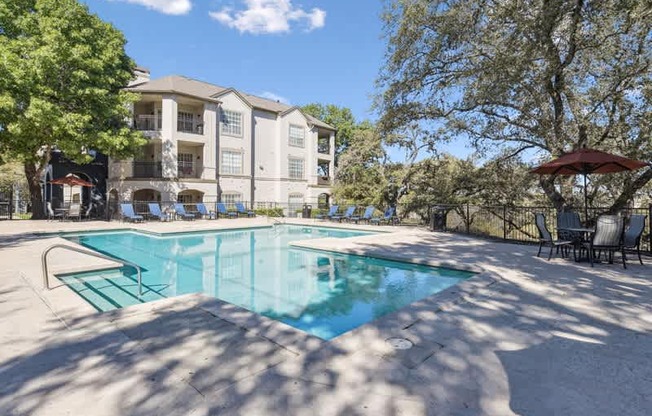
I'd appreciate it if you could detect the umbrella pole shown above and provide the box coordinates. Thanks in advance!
[583,174,588,223]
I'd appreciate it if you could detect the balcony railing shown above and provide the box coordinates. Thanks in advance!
[133,161,163,178]
[317,141,331,154]
[178,161,201,178]
[134,114,162,131]
[317,176,332,186]
[177,120,204,135]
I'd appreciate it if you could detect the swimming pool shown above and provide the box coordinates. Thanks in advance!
[61,225,474,339]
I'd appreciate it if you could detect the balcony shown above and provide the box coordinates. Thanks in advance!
[178,161,201,178]
[134,114,161,131]
[177,119,204,135]
[132,161,163,178]
[317,176,332,186]
[317,138,331,155]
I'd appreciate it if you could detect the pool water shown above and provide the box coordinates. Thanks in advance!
[61,225,474,340]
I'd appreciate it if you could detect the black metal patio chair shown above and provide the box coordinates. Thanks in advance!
[535,213,573,260]
[623,214,646,265]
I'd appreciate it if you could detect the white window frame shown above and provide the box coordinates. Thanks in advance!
[220,109,243,137]
[221,150,243,175]
[288,157,304,180]
[288,124,305,148]
[221,192,242,205]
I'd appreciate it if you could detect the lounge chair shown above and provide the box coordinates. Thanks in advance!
[148,203,171,221]
[370,206,396,225]
[535,213,572,260]
[173,203,195,221]
[196,203,216,219]
[316,205,338,220]
[216,202,237,218]
[235,202,256,217]
[623,214,646,265]
[579,215,626,268]
[350,206,375,224]
[120,203,144,223]
[331,206,356,222]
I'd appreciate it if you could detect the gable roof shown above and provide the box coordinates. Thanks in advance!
[127,75,336,131]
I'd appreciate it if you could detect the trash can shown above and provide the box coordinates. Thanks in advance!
[302,204,312,219]
[430,206,448,231]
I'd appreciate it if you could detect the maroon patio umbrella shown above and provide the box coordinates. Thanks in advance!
[531,148,649,219]
[50,173,94,204]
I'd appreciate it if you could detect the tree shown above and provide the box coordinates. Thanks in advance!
[377,0,652,211]
[301,103,356,163]
[332,122,389,204]
[0,0,145,218]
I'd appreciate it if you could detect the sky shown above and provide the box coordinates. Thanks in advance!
[84,0,470,160]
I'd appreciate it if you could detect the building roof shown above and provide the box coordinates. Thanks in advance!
[127,75,336,130]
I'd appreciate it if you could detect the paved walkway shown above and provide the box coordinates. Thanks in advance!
[0,219,650,415]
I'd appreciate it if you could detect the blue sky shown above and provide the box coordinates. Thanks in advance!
[84,0,469,160]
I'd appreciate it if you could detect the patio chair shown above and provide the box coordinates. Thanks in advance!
[370,206,396,225]
[623,214,646,265]
[331,206,356,222]
[196,203,216,219]
[148,203,171,221]
[579,215,625,268]
[235,202,256,217]
[120,203,144,223]
[556,211,583,255]
[173,203,195,221]
[47,202,64,221]
[67,203,82,221]
[350,205,375,224]
[534,213,572,260]
[82,204,93,221]
[216,202,237,218]
[315,205,338,220]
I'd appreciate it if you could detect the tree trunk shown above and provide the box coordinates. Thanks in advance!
[608,168,652,213]
[24,162,46,219]
[539,176,566,210]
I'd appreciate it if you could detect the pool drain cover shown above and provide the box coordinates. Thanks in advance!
[386,337,414,350]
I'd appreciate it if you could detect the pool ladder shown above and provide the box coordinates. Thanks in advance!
[41,244,143,297]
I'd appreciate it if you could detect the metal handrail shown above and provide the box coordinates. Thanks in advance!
[42,244,143,297]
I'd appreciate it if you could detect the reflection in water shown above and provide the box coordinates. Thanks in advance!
[62,226,473,339]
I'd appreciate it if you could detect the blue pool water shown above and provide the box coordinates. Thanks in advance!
[61,225,474,339]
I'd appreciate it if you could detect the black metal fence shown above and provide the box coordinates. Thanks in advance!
[428,203,652,254]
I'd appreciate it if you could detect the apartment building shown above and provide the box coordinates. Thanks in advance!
[108,69,336,212]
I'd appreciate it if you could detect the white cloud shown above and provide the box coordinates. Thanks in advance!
[257,91,290,104]
[209,0,326,34]
[112,0,192,15]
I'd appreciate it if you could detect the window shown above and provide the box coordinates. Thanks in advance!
[221,192,242,205]
[220,109,242,137]
[221,151,242,175]
[178,153,194,177]
[289,124,305,147]
[177,194,193,203]
[177,111,194,132]
[288,158,304,179]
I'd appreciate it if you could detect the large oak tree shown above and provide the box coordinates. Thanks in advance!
[377,0,652,211]
[0,0,145,218]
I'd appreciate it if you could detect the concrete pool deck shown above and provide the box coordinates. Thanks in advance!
[0,218,650,415]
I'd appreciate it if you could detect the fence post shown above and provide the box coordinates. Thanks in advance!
[503,205,507,240]
[9,187,13,220]
[649,203,652,255]
[465,203,470,234]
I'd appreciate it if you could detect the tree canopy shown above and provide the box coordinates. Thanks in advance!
[377,0,652,211]
[0,0,145,218]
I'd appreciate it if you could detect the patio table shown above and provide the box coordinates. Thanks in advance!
[54,208,68,221]
[558,227,598,263]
